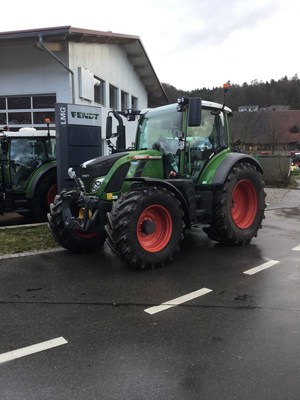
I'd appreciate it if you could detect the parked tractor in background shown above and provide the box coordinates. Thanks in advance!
[0,127,57,220]
[290,151,300,173]
[48,86,266,269]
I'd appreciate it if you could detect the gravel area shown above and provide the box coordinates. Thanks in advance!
[264,187,290,206]
[264,178,300,207]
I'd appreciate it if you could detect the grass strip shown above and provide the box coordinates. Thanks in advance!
[0,224,58,256]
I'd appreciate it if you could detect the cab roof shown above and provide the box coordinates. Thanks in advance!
[0,128,55,138]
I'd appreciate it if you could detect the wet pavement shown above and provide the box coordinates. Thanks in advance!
[0,185,299,399]
[0,212,42,227]
[1,180,299,227]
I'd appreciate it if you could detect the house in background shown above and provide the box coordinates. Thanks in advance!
[0,26,168,151]
[229,109,300,154]
[238,105,259,112]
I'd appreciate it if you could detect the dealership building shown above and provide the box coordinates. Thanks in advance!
[0,26,168,152]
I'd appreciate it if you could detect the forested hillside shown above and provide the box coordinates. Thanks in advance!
[163,75,300,111]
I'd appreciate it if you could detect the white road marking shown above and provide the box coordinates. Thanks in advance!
[292,244,300,251]
[144,288,212,315]
[243,260,280,275]
[0,337,68,364]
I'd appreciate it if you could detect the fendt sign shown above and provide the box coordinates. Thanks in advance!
[70,111,100,121]
[57,104,100,126]
[55,103,102,191]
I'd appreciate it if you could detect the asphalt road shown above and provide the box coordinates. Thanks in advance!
[0,188,299,400]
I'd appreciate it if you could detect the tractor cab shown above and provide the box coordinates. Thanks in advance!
[135,98,231,181]
[1,128,56,190]
[0,127,56,216]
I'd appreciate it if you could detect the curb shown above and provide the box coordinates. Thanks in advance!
[0,247,65,260]
[0,222,47,230]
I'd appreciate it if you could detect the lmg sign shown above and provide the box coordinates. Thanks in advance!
[58,105,67,125]
[55,103,102,191]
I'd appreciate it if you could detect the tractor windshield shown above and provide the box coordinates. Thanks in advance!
[187,108,228,149]
[136,104,181,153]
[136,104,228,152]
[9,137,56,188]
[187,108,228,178]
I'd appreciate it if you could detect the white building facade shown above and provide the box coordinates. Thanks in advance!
[0,26,168,153]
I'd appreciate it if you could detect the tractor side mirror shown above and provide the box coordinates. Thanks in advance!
[116,125,126,149]
[188,97,202,127]
[106,115,112,139]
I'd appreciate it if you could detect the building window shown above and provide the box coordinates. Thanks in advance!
[32,95,56,109]
[131,96,138,110]
[0,112,7,125]
[8,112,31,125]
[33,111,55,124]
[121,91,129,112]
[7,96,31,109]
[94,76,105,105]
[109,84,119,109]
[0,97,6,109]
[0,94,56,131]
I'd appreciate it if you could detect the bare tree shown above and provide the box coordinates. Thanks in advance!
[229,111,265,151]
[266,112,281,154]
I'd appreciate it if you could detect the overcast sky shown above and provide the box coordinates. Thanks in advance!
[1,0,299,90]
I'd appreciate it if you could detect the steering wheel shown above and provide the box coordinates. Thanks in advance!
[152,141,165,153]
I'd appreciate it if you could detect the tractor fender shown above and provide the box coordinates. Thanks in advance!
[211,153,263,186]
[26,161,57,198]
[126,177,192,228]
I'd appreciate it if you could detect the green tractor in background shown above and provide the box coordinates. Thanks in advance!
[0,127,57,220]
[48,89,266,269]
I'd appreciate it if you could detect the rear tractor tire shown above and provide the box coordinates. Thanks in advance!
[32,170,58,221]
[47,190,107,252]
[105,186,184,269]
[204,162,266,245]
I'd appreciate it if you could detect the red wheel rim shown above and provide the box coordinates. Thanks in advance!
[231,179,258,229]
[75,231,98,239]
[137,204,172,252]
[47,184,57,205]
[75,208,98,239]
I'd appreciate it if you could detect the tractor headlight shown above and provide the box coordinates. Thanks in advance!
[90,177,105,193]
[68,167,76,179]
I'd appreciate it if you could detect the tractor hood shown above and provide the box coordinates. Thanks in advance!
[80,152,128,189]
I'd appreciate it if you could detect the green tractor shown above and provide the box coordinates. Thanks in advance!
[48,93,266,269]
[0,127,57,220]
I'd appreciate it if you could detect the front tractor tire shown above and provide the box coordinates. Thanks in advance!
[205,162,266,245]
[106,186,184,269]
[47,191,107,252]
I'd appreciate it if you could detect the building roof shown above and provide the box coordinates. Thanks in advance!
[0,25,168,107]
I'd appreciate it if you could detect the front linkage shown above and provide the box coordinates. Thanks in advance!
[47,168,107,252]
